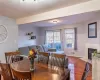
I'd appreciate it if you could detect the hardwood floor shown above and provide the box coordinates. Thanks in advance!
[68,56,92,80]
[1,56,92,80]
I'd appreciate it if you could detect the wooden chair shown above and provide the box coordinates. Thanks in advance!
[50,53,68,68]
[38,52,50,64]
[81,62,90,80]
[84,62,90,71]
[5,52,23,64]
[0,63,13,80]
[11,68,32,80]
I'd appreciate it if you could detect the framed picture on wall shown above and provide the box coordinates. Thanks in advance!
[88,22,97,38]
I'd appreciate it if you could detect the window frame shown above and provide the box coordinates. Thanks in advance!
[64,28,75,49]
[45,30,62,50]
[45,30,61,44]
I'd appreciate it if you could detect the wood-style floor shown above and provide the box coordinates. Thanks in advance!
[1,56,92,80]
[68,56,92,80]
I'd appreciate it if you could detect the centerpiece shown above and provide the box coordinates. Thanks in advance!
[28,49,37,71]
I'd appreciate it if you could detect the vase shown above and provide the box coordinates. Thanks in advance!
[30,58,35,71]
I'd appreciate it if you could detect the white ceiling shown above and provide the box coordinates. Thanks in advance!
[0,0,90,19]
[19,11,100,27]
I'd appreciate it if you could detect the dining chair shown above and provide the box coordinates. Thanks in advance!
[11,68,32,80]
[50,53,68,68]
[0,63,13,80]
[38,52,50,64]
[81,62,90,80]
[5,52,23,64]
[84,62,90,72]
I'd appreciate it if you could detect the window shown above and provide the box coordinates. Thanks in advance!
[46,31,53,44]
[65,29,75,48]
[45,30,61,51]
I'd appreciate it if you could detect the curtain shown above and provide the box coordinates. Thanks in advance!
[74,28,77,50]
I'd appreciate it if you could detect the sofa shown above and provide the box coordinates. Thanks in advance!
[18,45,44,56]
[18,45,57,56]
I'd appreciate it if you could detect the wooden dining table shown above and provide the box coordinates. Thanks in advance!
[10,58,70,80]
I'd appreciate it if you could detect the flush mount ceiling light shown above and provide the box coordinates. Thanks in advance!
[22,0,36,1]
[49,19,61,24]
[21,0,44,3]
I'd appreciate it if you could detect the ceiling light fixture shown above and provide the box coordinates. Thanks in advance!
[22,0,36,1]
[20,0,41,3]
[20,0,45,3]
[49,19,61,24]
[21,0,44,2]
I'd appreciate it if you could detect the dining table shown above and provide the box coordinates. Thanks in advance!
[10,58,70,80]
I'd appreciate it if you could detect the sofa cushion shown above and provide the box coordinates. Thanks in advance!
[28,45,37,50]
[48,48,56,52]
[18,47,29,56]
[36,45,45,52]
[42,45,48,52]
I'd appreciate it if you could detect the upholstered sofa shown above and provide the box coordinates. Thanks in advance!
[18,45,57,56]
[18,45,44,56]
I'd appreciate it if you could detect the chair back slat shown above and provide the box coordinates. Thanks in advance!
[81,62,90,80]
[38,52,50,64]
[0,63,13,80]
[5,52,23,64]
[5,52,20,56]
[84,62,90,71]
[53,54,66,58]
[51,54,66,68]
[11,68,31,80]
